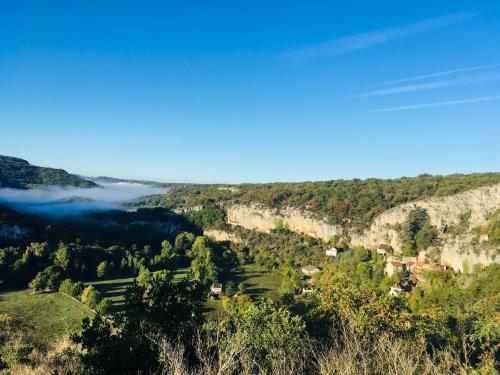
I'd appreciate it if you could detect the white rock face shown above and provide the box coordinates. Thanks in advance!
[226,184,500,271]
[439,235,499,272]
[203,229,242,243]
[352,184,500,251]
[226,204,343,241]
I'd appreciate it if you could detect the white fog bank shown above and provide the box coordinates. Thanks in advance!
[0,182,166,217]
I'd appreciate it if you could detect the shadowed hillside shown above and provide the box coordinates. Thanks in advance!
[0,155,97,189]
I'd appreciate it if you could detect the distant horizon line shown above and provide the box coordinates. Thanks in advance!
[2,154,498,186]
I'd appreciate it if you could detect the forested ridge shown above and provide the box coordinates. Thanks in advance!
[141,172,500,228]
[0,155,96,189]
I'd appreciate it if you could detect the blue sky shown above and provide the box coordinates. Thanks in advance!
[1,1,499,183]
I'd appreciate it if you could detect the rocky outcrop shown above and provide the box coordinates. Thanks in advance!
[173,205,202,214]
[226,184,500,272]
[439,235,498,272]
[226,204,343,241]
[350,184,500,251]
[203,229,242,243]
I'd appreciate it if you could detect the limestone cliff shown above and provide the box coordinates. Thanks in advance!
[439,235,498,272]
[226,204,343,241]
[203,229,242,243]
[350,184,499,250]
[225,184,500,271]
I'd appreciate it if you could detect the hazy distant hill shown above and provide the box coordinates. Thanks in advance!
[0,155,97,189]
[92,176,172,188]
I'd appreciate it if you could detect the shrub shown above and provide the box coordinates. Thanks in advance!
[81,286,101,309]
[238,282,246,293]
[96,298,113,315]
[59,279,74,295]
[96,261,109,278]
[28,266,64,292]
[225,281,237,296]
[59,279,85,298]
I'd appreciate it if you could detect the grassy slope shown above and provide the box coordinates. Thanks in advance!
[220,264,282,300]
[205,264,283,319]
[0,289,94,344]
[0,265,282,344]
[86,268,190,313]
[86,265,282,317]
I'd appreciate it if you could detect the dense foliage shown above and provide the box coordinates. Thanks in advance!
[1,175,499,374]
[140,173,500,229]
[0,155,97,188]
[398,208,438,256]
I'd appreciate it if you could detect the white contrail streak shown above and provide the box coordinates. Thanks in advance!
[379,64,500,86]
[371,96,500,112]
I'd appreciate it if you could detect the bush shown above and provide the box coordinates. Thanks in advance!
[72,281,85,298]
[225,281,237,296]
[28,266,64,292]
[59,279,74,295]
[59,279,85,298]
[96,261,109,278]
[238,282,246,293]
[96,298,113,315]
[81,285,101,309]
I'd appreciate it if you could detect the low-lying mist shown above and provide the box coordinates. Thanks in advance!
[0,182,166,218]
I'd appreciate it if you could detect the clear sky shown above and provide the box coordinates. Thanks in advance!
[1,1,499,183]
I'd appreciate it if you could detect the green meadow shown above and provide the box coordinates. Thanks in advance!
[0,289,94,344]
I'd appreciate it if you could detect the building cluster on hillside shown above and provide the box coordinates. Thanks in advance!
[385,255,430,278]
[377,243,428,297]
[379,242,458,297]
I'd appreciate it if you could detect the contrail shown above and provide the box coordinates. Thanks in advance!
[283,12,475,60]
[362,73,500,97]
[371,96,500,113]
[379,64,500,86]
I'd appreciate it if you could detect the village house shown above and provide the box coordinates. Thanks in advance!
[325,246,339,257]
[210,283,223,295]
[385,259,407,277]
[301,265,320,277]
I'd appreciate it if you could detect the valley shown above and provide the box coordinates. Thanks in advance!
[0,156,498,374]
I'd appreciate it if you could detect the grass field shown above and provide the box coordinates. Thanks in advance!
[87,267,190,313]
[205,264,283,319]
[86,264,282,317]
[0,265,281,344]
[220,263,282,300]
[0,289,94,344]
